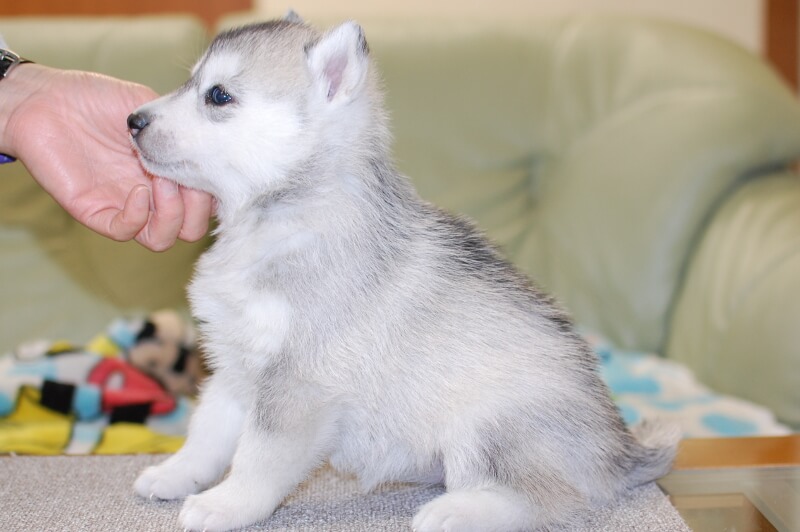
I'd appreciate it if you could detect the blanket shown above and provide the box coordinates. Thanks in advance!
[0,312,196,454]
[586,333,790,438]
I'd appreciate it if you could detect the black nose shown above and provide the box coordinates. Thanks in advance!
[127,112,150,137]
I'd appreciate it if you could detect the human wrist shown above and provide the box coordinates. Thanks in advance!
[0,61,51,160]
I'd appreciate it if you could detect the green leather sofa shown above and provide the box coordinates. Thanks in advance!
[1,14,798,427]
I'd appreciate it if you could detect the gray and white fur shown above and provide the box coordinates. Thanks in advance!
[128,15,679,532]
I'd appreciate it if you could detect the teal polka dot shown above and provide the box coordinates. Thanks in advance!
[617,404,640,426]
[73,386,102,420]
[701,413,758,436]
[0,392,12,416]
[600,353,661,395]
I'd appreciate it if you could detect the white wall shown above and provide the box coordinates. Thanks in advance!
[254,0,763,53]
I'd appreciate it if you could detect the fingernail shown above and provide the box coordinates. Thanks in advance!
[134,186,151,209]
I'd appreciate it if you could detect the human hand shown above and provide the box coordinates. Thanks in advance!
[0,64,213,251]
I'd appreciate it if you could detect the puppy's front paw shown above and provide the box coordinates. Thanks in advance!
[134,457,215,501]
[180,482,273,532]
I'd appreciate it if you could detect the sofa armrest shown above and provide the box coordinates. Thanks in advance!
[666,171,800,426]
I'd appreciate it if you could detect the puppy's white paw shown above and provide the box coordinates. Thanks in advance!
[180,481,274,532]
[412,489,532,532]
[134,457,216,501]
[413,494,482,532]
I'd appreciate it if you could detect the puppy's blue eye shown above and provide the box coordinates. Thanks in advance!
[206,85,233,106]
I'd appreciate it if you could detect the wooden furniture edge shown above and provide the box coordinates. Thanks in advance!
[674,434,800,470]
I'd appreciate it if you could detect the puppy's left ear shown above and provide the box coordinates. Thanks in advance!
[306,21,369,105]
[283,9,304,24]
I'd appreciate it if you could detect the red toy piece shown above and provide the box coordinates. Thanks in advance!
[87,358,176,415]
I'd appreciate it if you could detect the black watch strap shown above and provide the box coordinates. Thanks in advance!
[0,48,33,163]
[0,48,33,79]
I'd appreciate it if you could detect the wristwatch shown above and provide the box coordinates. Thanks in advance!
[1,48,31,79]
[0,48,33,164]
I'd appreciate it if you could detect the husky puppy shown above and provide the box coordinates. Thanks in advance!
[128,15,678,532]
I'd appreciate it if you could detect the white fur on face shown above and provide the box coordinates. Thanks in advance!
[131,50,310,217]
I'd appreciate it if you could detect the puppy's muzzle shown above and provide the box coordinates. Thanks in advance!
[127,112,150,138]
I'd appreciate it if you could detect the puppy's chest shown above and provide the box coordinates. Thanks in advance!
[190,246,293,359]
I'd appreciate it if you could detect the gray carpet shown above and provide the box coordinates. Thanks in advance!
[0,454,689,531]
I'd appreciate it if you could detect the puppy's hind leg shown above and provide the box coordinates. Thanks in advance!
[134,372,245,500]
[413,423,586,532]
[413,441,542,532]
[413,486,537,532]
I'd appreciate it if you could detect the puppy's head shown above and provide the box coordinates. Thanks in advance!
[128,15,372,211]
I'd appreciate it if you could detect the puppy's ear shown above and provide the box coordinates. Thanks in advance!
[283,9,304,24]
[306,21,369,105]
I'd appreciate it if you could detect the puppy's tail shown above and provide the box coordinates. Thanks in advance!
[625,419,682,487]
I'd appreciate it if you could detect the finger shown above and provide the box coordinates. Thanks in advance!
[135,177,184,251]
[102,184,151,241]
[177,186,213,242]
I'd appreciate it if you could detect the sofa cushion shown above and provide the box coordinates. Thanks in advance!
[236,15,800,353]
[667,172,800,427]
